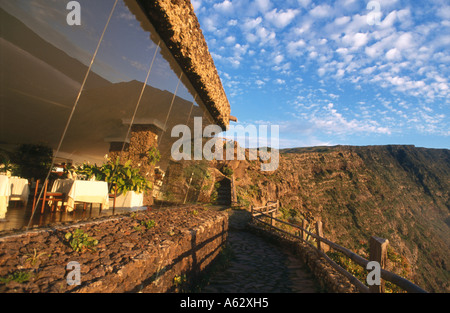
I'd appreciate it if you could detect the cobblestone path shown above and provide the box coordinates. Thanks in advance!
[202,209,319,293]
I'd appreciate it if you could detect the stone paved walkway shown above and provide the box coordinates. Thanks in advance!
[202,209,319,293]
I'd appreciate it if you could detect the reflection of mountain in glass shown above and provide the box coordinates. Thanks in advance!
[0,8,203,166]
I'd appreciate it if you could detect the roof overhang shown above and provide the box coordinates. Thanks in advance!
[134,0,231,130]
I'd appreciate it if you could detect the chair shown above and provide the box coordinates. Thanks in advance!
[31,179,66,214]
[108,184,118,210]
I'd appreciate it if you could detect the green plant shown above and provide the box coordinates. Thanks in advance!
[0,150,18,175]
[74,158,152,195]
[65,229,99,253]
[326,251,366,282]
[140,219,156,230]
[173,274,187,286]
[221,166,234,177]
[183,161,210,191]
[0,270,32,284]
[210,190,218,202]
[147,146,161,165]
[12,143,53,180]
[25,249,48,267]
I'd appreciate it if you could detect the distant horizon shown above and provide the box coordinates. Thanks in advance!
[243,143,450,150]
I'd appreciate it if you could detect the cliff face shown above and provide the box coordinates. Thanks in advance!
[231,145,449,292]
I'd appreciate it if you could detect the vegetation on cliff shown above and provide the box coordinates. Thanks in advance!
[231,145,449,293]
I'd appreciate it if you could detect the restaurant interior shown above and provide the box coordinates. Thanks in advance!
[0,0,221,233]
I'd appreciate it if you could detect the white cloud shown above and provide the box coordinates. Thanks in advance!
[334,16,351,26]
[224,36,236,45]
[353,32,369,48]
[336,68,345,77]
[342,32,369,50]
[287,39,306,56]
[245,33,258,43]
[395,32,414,51]
[374,0,399,10]
[213,0,233,14]
[436,5,450,19]
[255,26,276,44]
[242,17,262,31]
[255,0,272,13]
[310,106,392,135]
[191,0,202,11]
[293,21,312,35]
[361,66,377,76]
[309,4,333,18]
[297,0,311,8]
[265,8,300,28]
[274,54,284,64]
[255,80,266,87]
[272,62,291,73]
[202,16,217,32]
[234,43,249,56]
[380,10,397,29]
[309,51,318,59]
[386,48,401,60]
[318,67,327,76]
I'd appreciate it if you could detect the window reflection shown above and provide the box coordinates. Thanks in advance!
[0,0,224,230]
[0,0,208,165]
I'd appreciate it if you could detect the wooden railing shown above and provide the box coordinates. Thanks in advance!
[251,202,427,293]
[230,175,238,205]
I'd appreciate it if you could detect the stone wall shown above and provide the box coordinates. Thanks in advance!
[248,223,358,293]
[0,207,228,293]
[108,124,161,206]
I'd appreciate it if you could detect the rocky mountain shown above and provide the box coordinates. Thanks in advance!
[225,144,449,292]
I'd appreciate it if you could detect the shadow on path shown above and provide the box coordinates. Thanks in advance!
[201,209,320,293]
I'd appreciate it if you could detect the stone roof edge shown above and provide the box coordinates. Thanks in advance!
[136,0,231,129]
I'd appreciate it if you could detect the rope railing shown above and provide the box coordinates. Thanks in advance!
[251,202,427,293]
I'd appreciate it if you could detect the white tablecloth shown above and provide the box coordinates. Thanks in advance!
[51,179,109,212]
[0,175,10,218]
[9,177,30,204]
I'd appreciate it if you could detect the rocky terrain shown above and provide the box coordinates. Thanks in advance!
[223,145,449,293]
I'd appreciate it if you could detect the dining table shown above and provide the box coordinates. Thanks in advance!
[51,179,109,212]
[8,176,30,205]
[0,175,11,219]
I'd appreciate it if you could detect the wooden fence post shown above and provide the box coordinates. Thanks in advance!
[369,236,389,293]
[301,220,307,241]
[316,221,323,251]
[251,205,254,223]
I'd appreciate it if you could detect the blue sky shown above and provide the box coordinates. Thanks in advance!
[192,0,450,149]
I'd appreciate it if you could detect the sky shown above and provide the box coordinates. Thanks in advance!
[192,0,450,149]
